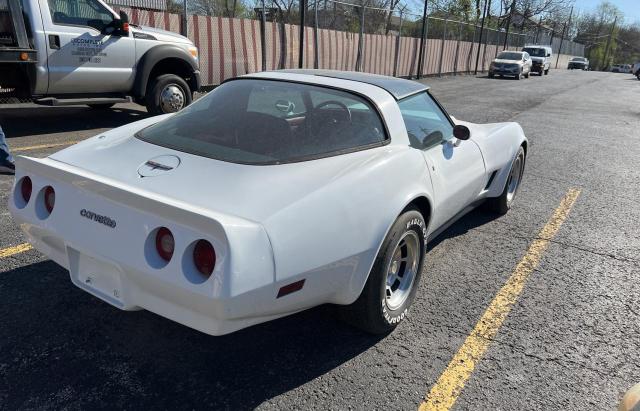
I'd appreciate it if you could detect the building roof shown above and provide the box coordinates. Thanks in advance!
[276,69,429,100]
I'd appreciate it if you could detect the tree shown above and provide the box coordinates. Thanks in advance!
[189,0,247,17]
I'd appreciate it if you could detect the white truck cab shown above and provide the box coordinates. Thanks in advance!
[522,45,552,76]
[1,0,200,114]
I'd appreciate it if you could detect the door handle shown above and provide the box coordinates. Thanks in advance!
[48,34,60,49]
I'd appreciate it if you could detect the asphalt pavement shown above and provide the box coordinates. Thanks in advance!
[0,70,639,410]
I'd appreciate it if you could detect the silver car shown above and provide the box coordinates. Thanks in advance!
[489,51,533,80]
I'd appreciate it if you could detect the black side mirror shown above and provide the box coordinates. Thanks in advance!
[453,124,470,140]
[117,10,129,35]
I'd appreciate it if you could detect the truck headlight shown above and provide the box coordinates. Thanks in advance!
[188,46,198,60]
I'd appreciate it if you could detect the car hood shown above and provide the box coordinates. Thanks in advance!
[492,59,522,65]
[48,116,407,224]
[131,25,192,45]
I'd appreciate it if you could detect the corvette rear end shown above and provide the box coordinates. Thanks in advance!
[9,70,528,336]
[8,156,304,336]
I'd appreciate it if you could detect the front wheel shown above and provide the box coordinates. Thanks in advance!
[145,74,192,115]
[339,208,426,334]
[544,68,549,75]
[487,146,526,215]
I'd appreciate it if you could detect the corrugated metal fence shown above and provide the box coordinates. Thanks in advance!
[112,5,584,87]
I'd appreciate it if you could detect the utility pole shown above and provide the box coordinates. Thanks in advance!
[555,5,572,69]
[299,0,306,68]
[481,0,492,69]
[502,0,515,49]
[602,15,617,71]
[474,0,488,74]
[416,0,428,78]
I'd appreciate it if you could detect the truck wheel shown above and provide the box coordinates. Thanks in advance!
[487,146,526,215]
[145,74,192,115]
[87,103,115,109]
[544,68,549,75]
[339,208,426,334]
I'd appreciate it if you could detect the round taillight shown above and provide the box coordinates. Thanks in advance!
[44,186,55,213]
[21,177,32,203]
[193,240,216,277]
[155,227,174,261]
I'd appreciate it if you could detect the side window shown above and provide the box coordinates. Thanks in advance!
[398,92,453,150]
[246,83,306,118]
[48,0,113,31]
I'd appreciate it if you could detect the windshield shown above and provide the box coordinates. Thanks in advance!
[571,57,586,62]
[497,52,523,60]
[136,79,388,165]
[523,48,546,57]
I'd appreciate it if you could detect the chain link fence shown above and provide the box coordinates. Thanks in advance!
[1,0,587,105]
[107,0,585,86]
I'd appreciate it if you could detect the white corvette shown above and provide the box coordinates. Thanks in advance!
[9,70,527,335]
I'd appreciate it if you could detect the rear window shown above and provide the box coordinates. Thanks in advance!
[136,79,387,165]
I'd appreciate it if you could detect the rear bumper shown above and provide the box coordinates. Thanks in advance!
[23,227,290,335]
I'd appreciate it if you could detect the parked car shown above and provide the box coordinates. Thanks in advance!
[633,62,640,79]
[0,0,200,114]
[611,64,632,73]
[568,57,589,70]
[489,51,533,79]
[9,70,528,336]
[522,45,553,75]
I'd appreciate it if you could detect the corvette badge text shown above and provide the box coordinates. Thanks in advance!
[80,209,117,228]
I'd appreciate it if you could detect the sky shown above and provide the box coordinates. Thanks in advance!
[575,0,640,25]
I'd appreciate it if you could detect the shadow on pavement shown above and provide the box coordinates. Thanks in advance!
[0,106,148,138]
[0,260,382,409]
[0,207,499,408]
[429,206,500,249]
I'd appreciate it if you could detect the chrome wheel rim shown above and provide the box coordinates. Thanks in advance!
[506,153,524,203]
[160,84,185,113]
[385,231,420,311]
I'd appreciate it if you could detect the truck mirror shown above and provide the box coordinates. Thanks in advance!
[118,10,130,34]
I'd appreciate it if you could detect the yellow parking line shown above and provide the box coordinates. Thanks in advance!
[13,141,79,153]
[419,188,581,411]
[0,243,33,259]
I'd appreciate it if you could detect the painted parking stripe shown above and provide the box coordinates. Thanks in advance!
[13,141,79,153]
[419,188,581,411]
[0,243,33,259]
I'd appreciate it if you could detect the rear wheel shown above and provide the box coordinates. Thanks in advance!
[487,146,526,215]
[145,74,192,115]
[339,208,426,334]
